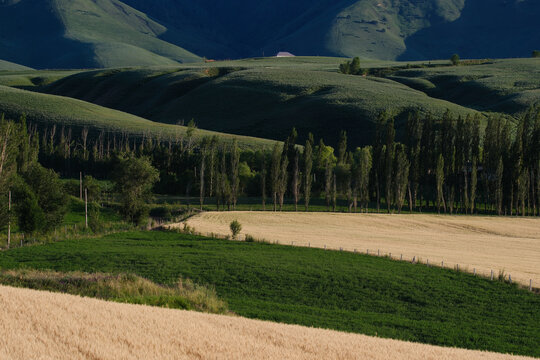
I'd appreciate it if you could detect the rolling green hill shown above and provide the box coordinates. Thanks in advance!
[35,57,486,146]
[0,84,276,149]
[2,57,537,147]
[33,57,539,146]
[0,0,201,69]
[0,59,33,71]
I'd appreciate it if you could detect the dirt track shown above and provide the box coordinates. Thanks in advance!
[0,285,533,360]
[182,212,540,286]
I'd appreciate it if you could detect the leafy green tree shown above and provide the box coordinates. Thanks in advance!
[11,176,43,235]
[354,147,372,212]
[436,154,446,213]
[83,175,101,203]
[230,220,242,240]
[496,158,504,215]
[451,54,460,66]
[303,134,313,212]
[406,111,423,212]
[278,149,289,211]
[384,118,396,213]
[350,57,361,74]
[532,50,540,58]
[470,157,478,214]
[114,156,159,225]
[230,139,240,209]
[394,144,410,214]
[22,163,68,231]
[337,130,347,164]
[270,143,281,211]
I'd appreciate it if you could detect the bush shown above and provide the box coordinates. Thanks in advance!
[339,57,363,75]
[150,206,172,220]
[533,50,540,58]
[244,234,255,242]
[88,202,104,233]
[230,220,242,239]
[450,54,460,66]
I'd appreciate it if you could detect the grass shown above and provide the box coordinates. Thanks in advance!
[388,58,540,115]
[3,286,526,360]
[0,269,227,314]
[34,57,482,145]
[0,230,538,357]
[0,60,34,71]
[181,211,540,287]
[0,0,201,69]
[0,84,276,149]
[29,57,538,146]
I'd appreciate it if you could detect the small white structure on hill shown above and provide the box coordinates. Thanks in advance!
[276,52,295,57]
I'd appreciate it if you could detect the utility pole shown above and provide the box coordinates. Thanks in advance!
[85,188,88,229]
[80,172,83,200]
[7,190,11,249]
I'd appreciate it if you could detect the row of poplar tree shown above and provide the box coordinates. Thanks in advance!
[17,108,540,216]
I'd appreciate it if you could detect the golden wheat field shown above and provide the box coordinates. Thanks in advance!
[181,212,540,286]
[0,285,534,360]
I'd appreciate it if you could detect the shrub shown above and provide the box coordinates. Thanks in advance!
[88,202,103,233]
[533,50,540,58]
[450,54,460,66]
[230,220,242,239]
[150,206,172,220]
[244,234,255,242]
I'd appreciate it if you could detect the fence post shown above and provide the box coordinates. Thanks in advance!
[367,249,369,255]
[324,244,326,250]
[377,249,380,256]
[426,259,429,267]
[389,253,391,259]
[441,260,444,268]
[509,275,512,284]
[400,254,402,261]
[491,270,494,281]
[412,256,416,263]
[473,268,476,276]
[530,279,533,292]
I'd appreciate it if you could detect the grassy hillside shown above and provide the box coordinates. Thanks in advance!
[0,85,277,149]
[2,57,536,147]
[388,58,540,114]
[121,0,539,61]
[0,231,538,356]
[0,59,34,71]
[0,0,201,69]
[36,57,487,146]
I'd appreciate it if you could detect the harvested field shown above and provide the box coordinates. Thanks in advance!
[0,285,534,360]
[182,212,540,286]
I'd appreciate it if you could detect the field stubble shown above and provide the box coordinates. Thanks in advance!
[0,285,534,360]
[182,212,540,287]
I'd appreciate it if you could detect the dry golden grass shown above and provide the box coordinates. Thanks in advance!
[181,212,540,286]
[0,285,534,360]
